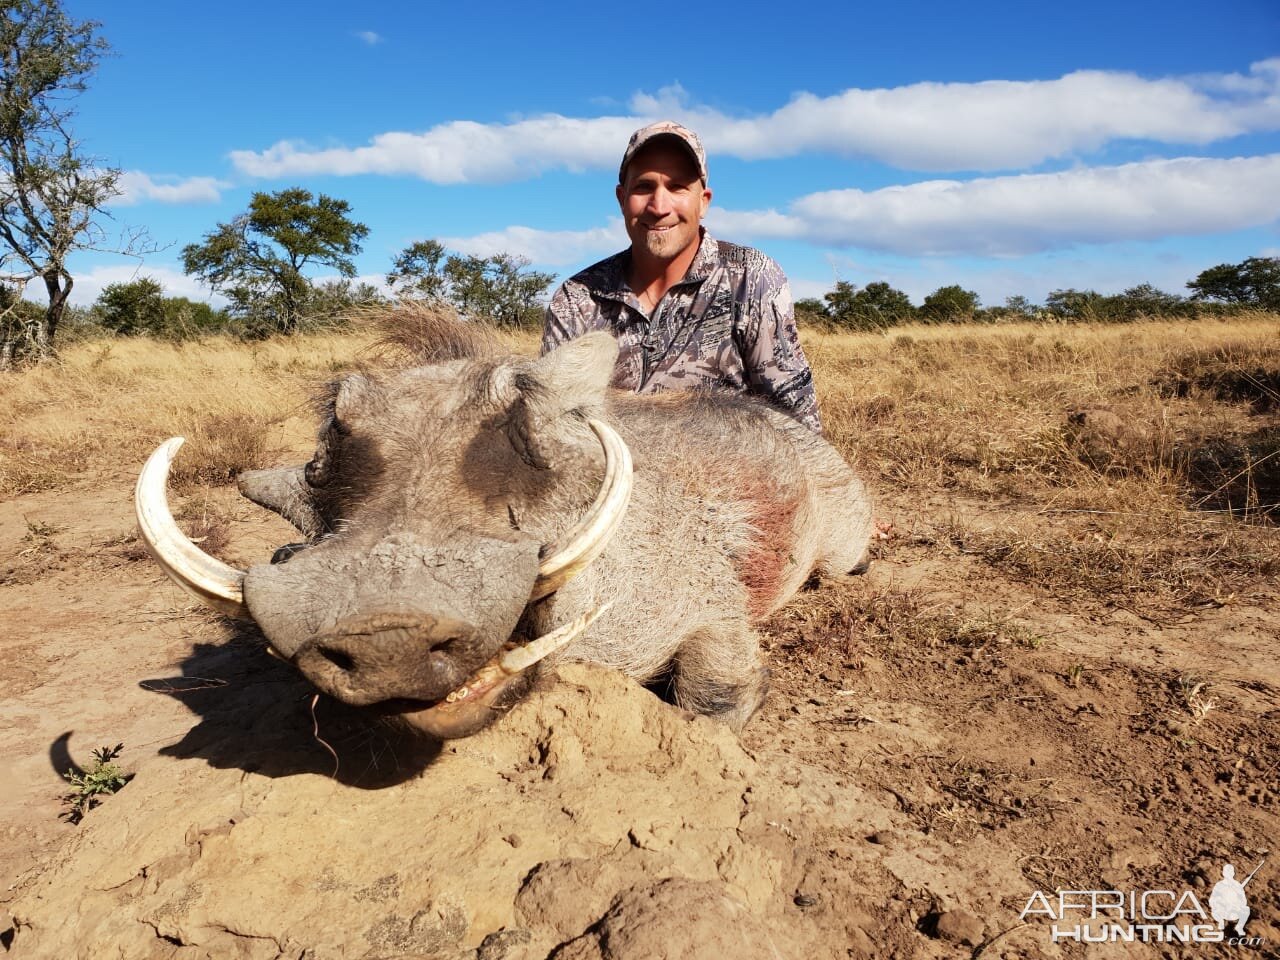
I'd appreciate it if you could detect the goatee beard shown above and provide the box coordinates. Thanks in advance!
[641,229,684,259]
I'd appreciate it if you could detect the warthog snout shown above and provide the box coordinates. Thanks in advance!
[294,612,479,707]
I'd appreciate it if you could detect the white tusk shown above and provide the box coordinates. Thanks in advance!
[530,419,633,602]
[499,602,612,674]
[135,437,249,619]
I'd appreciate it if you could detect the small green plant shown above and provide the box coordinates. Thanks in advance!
[61,743,128,823]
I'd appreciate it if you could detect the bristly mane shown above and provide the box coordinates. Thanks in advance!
[365,302,514,366]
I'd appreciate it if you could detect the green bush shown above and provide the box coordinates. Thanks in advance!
[919,285,980,324]
[94,277,233,340]
[824,280,915,330]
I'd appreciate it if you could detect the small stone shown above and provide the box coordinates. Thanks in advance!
[478,927,532,960]
[793,893,817,907]
[933,909,984,947]
[504,834,522,848]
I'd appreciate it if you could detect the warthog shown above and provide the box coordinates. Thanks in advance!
[136,312,873,738]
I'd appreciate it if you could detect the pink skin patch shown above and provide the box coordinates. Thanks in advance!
[730,476,800,622]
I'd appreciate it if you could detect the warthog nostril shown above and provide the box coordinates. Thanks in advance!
[431,635,466,657]
[315,645,356,673]
[293,612,481,706]
[271,542,309,565]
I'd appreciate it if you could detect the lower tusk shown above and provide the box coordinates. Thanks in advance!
[499,601,612,675]
[135,437,249,619]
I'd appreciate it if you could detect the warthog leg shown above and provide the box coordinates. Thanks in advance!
[669,626,770,731]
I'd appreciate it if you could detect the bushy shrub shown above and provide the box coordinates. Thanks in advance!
[1188,257,1280,309]
[95,278,233,340]
[919,285,980,324]
[824,280,916,330]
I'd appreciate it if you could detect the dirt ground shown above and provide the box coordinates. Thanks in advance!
[2,318,1279,958]
[1,462,1276,959]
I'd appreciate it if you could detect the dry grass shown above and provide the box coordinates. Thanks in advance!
[807,314,1280,513]
[0,333,371,496]
[0,307,541,498]
[803,315,1280,608]
[3,311,1277,609]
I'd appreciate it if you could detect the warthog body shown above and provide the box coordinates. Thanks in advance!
[143,314,873,736]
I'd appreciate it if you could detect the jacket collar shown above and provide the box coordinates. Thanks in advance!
[591,229,719,302]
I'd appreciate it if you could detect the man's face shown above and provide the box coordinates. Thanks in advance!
[616,140,712,264]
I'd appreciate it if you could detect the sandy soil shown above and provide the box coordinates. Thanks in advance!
[1,465,1277,958]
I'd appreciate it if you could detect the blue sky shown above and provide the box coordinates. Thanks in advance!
[55,0,1280,311]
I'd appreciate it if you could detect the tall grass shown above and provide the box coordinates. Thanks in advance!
[806,313,1280,606]
[811,314,1280,512]
[3,312,1277,606]
[0,333,369,496]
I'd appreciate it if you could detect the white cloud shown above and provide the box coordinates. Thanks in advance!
[355,30,383,45]
[231,117,636,183]
[229,60,1280,182]
[438,220,627,266]
[668,65,1279,171]
[110,171,228,206]
[707,154,1280,256]
[428,155,1280,277]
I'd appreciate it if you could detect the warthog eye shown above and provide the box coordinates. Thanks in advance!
[304,422,339,487]
[304,454,330,487]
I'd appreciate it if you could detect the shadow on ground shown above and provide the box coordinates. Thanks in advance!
[131,624,443,787]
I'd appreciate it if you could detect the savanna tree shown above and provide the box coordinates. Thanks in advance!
[0,0,139,367]
[824,280,915,330]
[919,284,980,324]
[1187,257,1280,309]
[182,188,369,334]
[387,238,447,301]
[389,240,555,329]
[94,276,231,339]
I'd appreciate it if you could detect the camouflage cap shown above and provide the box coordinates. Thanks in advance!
[618,121,708,184]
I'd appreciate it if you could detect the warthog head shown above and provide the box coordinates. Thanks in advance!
[136,331,633,738]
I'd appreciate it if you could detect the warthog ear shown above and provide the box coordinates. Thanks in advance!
[510,333,618,468]
[333,373,373,422]
[237,465,326,539]
[531,332,617,405]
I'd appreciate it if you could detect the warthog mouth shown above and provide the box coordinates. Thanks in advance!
[286,605,611,738]
[134,424,632,737]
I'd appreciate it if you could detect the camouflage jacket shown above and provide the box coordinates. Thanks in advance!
[541,230,822,433]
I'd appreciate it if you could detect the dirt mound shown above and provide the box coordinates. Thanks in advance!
[7,664,818,960]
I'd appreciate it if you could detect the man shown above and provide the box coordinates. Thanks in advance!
[542,121,822,433]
